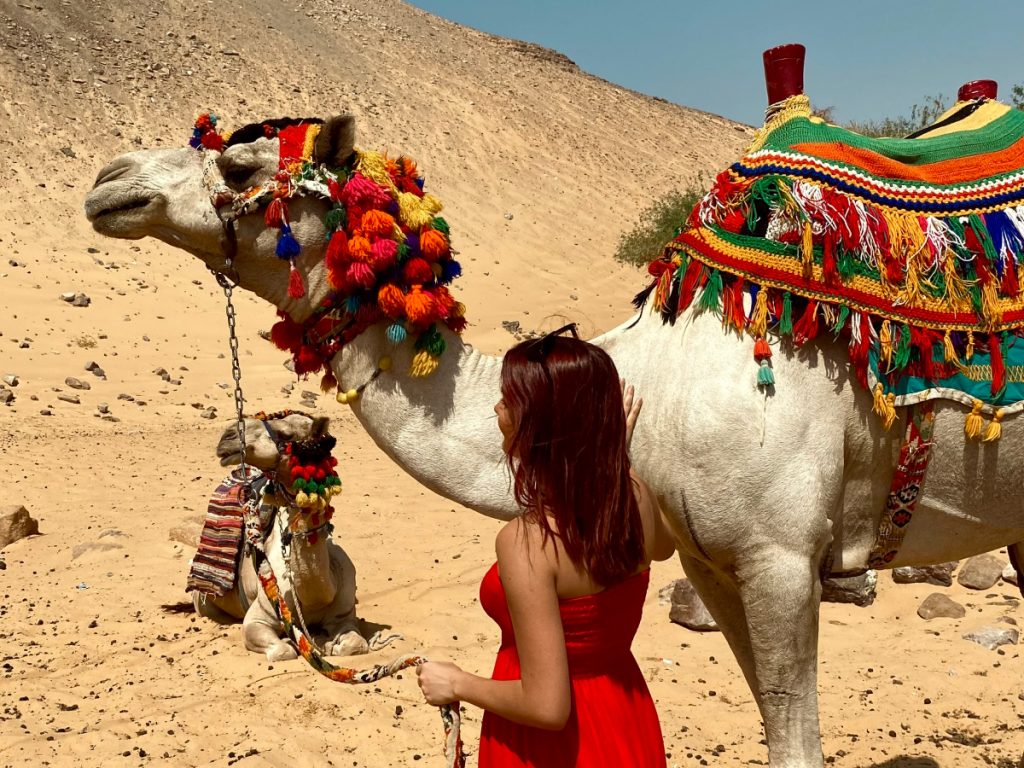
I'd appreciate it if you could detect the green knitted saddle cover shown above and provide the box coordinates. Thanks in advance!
[643,95,1024,433]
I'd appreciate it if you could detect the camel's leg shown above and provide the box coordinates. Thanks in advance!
[736,548,826,768]
[242,596,297,661]
[321,549,369,657]
[192,592,240,624]
[678,553,761,709]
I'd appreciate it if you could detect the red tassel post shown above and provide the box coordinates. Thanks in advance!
[792,300,819,346]
[990,333,1005,395]
[1001,257,1019,298]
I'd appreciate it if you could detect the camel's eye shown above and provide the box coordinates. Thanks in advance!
[222,165,257,187]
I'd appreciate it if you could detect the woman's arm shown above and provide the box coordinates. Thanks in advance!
[417,519,571,730]
[632,471,677,562]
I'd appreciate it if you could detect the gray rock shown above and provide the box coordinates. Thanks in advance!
[822,571,877,606]
[65,377,91,390]
[0,505,40,549]
[71,293,91,307]
[96,403,109,414]
[117,393,134,401]
[1002,563,1019,586]
[892,562,958,587]
[2,374,17,386]
[39,408,53,416]
[918,592,966,620]
[57,393,81,404]
[501,320,521,334]
[88,366,106,378]
[958,554,1005,590]
[100,415,120,422]
[59,292,77,302]
[18,341,29,349]
[300,390,319,400]
[668,579,719,632]
[962,626,1019,650]
[200,408,217,420]
[0,389,13,406]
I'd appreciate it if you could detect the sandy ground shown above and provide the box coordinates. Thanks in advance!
[2,0,1023,766]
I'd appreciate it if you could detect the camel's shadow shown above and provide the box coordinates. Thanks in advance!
[864,757,942,768]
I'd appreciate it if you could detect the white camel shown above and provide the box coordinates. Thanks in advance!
[195,411,369,661]
[85,112,1024,768]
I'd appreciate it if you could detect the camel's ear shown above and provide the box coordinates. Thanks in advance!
[311,416,330,437]
[314,115,356,168]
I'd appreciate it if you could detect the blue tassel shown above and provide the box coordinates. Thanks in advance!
[757,360,775,387]
[386,323,407,345]
[441,259,462,283]
[276,223,301,260]
[345,295,361,314]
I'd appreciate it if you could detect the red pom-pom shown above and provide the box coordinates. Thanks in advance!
[402,257,434,284]
[446,315,468,334]
[294,346,322,375]
[326,230,350,273]
[288,264,306,299]
[270,318,304,351]
[201,132,224,152]
[347,262,377,290]
[265,199,286,228]
[368,239,398,271]
[430,286,456,318]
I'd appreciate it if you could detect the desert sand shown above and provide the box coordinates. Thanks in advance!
[1,1,1023,766]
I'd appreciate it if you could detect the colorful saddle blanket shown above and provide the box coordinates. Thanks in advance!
[648,95,1024,436]
[186,468,269,597]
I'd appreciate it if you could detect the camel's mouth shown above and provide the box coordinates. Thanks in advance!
[84,188,160,235]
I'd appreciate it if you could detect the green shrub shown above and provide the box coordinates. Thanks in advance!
[614,180,705,267]
[1012,84,1024,110]
[845,94,950,138]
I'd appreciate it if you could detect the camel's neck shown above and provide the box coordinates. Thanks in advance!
[331,323,517,520]
[277,509,334,607]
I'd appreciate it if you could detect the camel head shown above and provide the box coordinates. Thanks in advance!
[84,114,359,317]
[86,112,465,383]
[216,411,331,472]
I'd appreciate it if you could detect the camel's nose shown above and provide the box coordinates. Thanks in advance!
[92,156,136,189]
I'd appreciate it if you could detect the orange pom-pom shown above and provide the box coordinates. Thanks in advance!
[361,210,396,237]
[405,285,436,326]
[419,229,449,262]
[753,337,772,361]
[349,234,372,261]
[402,257,434,284]
[378,284,407,318]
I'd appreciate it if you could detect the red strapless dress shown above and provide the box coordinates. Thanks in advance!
[477,562,667,767]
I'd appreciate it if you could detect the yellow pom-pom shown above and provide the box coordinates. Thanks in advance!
[295,491,310,507]
[346,388,359,401]
[337,391,350,404]
[378,356,392,372]
[307,493,319,506]
[410,349,440,377]
[964,399,984,439]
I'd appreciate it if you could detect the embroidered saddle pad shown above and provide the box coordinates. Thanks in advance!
[647,95,1024,432]
[186,468,268,597]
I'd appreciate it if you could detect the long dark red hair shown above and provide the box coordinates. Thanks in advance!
[500,337,644,586]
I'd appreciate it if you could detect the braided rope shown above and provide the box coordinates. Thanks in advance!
[244,509,465,768]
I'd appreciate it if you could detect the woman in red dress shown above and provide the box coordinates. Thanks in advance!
[417,325,675,767]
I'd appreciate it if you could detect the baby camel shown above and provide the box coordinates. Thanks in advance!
[193,411,369,661]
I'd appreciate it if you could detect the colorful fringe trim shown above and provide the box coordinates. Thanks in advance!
[644,96,1024,438]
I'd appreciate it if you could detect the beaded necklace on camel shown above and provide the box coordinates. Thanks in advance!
[191,113,467,402]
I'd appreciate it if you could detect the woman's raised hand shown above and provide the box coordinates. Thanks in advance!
[620,379,642,448]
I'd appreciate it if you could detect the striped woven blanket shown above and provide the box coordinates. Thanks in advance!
[648,95,1024,436]
[186,468,266,597]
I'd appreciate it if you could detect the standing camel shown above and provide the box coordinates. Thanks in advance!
[84,57,1024,767]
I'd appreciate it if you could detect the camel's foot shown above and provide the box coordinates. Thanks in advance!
[264,640,299,662]
[325,630,369,657]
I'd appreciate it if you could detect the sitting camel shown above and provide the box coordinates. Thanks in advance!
[192,411,369,661]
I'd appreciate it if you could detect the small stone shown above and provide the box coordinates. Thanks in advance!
[60,292,76,302]
[822,571,877,607]
[101,414,120,422]
[962,626,1019,650]
[2,374,17,386]
[958,554,1005,591]
[0,389,13,406]
[668,579,718,632]
[300,390,319,400]
[503,212,514,220]
[59,146,76,158]
[85,361,100,372]
[918,592,966,620]
[0,505,40,549]
[501,320,521,334]
[200,408,217,420]
[117,393,134,401]
[892,562,958,587]
[71,293,91,307]
[57,393,81,404]
[97,403,109,414]
[65,377,91,390]
[19,341,29,349]
[39,408,53,416]
[1002,563,1019,587]
[283,359,296,373]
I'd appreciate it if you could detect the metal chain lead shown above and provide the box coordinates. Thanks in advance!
[213,267,250,483]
